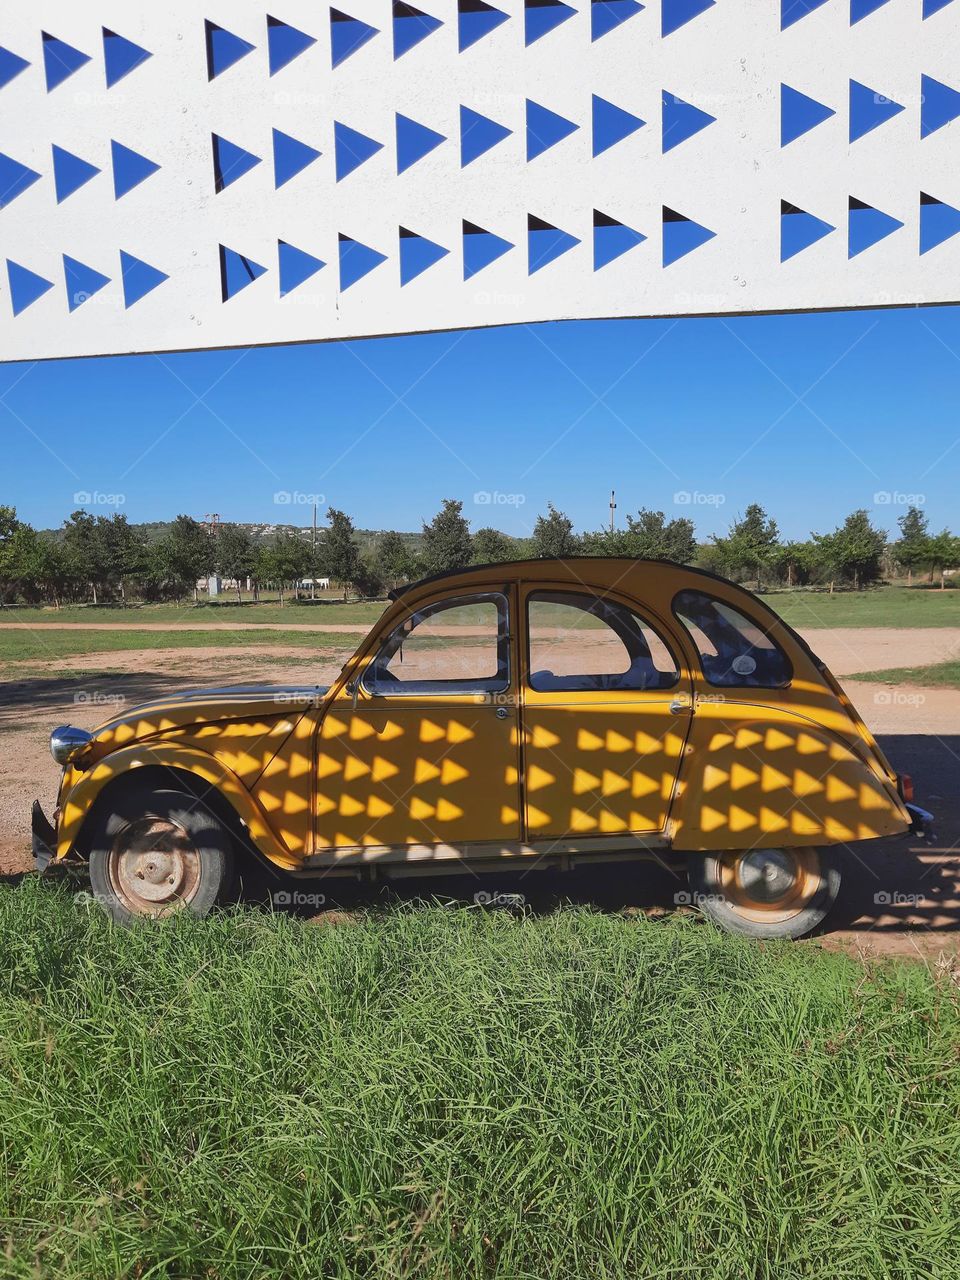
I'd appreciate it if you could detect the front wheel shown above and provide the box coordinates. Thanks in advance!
[88,785,234,924]
[686,847,841,939]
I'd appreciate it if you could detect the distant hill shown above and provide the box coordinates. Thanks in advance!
[42,519,425,556]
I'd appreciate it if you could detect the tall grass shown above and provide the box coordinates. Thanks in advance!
[1,879,958,1279]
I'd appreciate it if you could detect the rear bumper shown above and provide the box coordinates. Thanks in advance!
[31,800,56,872]
[905,803,936,841]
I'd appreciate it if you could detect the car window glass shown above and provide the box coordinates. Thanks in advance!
[527,591,679,692]
[673,589,791,688]
[363,595,509,695]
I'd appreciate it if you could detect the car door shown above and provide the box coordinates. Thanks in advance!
[314,589,522,854]
[519,585,694,840]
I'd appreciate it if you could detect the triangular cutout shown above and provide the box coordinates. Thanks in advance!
[42,32,91,92]
[662,0,714,36]
[119,250,168,307]
[394,2,443,58]
[663,90,715,151]
[920,192,960,253]
[204,20,255,81]
[335,121,384,180]
[849,79,904,141]
[111,140,161,198]
[102,28,151,88]
[458,0,510,49]
[592,94,645,156]
[781,83,835,146]
[212,133,261,192]
[662,206,716,265]
[924,0,956,15]
[267,15,316,75]
[593,209,645,269]
[528,214,580,273]
[592,0,644,40]
[463,219,514,278]
[921,75,960,138]
[527,99,579,159]
[850,0,890,21]
[780,200,835,261]
[63,254,110,313]
[0,152,41,209]
[278,240,325,294]
[525,0,577,46]
[781,0,829,29]
[273,128,321,188]
[339,233,387,290]
[0,46,30,90]
[330,8,379,66]
[848,196,903,257]
[52,144,100,203]
[6,260,54,317]
[396,113,446,173]
[399,226,450,284]
[460,104,512,165]
[219,245,267,301]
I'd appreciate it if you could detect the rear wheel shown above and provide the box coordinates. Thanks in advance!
[686,847,840,939]
[88,785,233,924]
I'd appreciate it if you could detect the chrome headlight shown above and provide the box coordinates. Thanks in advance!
[50,725,93,766]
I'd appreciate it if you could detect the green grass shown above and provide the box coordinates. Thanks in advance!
[761,586,960,629]
[847,660,960,689]
[2,880,959,1279]
[0,629,357,667]
[0,600,387,626]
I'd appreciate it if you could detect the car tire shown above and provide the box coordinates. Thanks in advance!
[686,846,841,940]
[87,784,234,924]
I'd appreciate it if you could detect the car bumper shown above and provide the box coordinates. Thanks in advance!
[905,803,936,841]
[31,800,56,872]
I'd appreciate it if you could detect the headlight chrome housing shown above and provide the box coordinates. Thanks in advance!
[50,725,93,766]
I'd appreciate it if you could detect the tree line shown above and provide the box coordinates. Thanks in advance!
[0,499,957,607]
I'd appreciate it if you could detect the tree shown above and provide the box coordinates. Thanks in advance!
[894,506,930,586]
[262,531,312,606]
[217,524,255,603]
[532,503,578,558]
[813,509,886,590]
[471,527,515,565]
[621,508,696,563]
[421,498,472,575]
[62,510,112,604]
[100,513,146,605]
[375,530,416,587]
[152,515,211,603]
[774,540,818,588]
[925,528,960,590]
[321,507,361,600]
[717,504,780,590]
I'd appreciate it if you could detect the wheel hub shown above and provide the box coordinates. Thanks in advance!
[108,818,201,916]
[737,849,799,904]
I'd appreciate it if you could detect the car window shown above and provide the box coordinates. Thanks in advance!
[362,593,509,695]
[526,591,679,692]
[673,589,792,688]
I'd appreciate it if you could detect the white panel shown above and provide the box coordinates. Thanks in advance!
[1,0,960,360]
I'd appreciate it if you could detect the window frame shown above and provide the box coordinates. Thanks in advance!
[523,588,681,695]
[360,591,511,698]
[671,588,794,689]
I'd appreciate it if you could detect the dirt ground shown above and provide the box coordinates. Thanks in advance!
[2,627,959,962]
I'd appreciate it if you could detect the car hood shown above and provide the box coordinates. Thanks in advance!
[86,684,328,749]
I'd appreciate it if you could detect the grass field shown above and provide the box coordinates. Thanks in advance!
[0,629,352,666]
[2,880,958,1279]
[849,661,960,689]
[2,586,958,631]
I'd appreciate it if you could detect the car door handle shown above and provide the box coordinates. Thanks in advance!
[495,707,510,719]
[669,699,690,714]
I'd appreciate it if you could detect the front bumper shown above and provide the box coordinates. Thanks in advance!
[905,802,936,842]
[31,800,56,872]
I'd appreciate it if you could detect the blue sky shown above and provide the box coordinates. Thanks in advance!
[3,303,958,542]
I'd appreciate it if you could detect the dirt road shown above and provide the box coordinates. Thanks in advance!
[2,630,957,961]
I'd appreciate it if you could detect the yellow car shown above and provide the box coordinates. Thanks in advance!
[33,559,929,937]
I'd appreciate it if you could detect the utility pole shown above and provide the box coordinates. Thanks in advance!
[609,489,616,533]
[311,502,317,600]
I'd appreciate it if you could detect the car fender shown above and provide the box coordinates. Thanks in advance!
[57,743,300,870]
